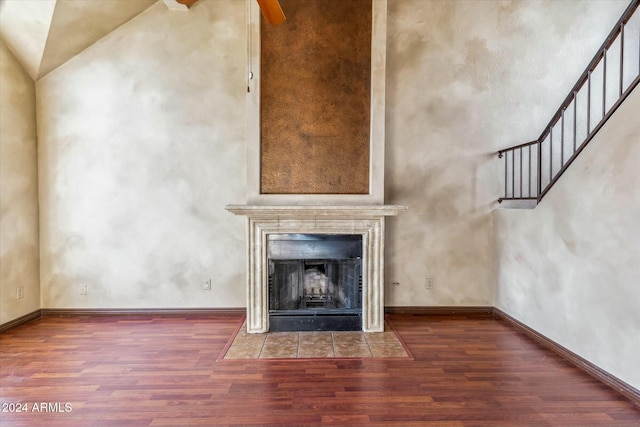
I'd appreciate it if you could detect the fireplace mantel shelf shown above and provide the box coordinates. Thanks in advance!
[225,205,407,218]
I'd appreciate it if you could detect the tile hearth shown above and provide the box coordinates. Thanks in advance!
[222,321,410,360]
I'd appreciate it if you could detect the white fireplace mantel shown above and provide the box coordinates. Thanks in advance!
[226,204,407,333]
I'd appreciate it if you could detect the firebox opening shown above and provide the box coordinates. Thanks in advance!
[268,234,363,332]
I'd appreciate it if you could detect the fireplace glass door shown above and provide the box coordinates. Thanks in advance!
[267,234,363,331]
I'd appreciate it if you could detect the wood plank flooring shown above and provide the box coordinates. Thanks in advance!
[1,314,638,426]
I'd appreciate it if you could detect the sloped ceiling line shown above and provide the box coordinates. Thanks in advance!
[0,0,156,80]
[0,0,56,80]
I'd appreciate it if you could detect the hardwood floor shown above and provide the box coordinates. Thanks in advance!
[1,314,638,426]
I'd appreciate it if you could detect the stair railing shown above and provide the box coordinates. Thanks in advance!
[498,0,639,205]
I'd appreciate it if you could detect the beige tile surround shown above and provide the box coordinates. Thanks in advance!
[223,321,410,360]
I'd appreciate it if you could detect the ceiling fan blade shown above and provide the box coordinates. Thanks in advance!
[257,0,286,25]
[175,0,199,6]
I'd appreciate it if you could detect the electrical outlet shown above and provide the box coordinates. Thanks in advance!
[392,281,400,286]
[203,279,212,290]
[16,287,24,299]
[425,278,433,290]
[80,284,87,295]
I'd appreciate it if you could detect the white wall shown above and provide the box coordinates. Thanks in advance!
[33,0,630,311]
[383,0,628,306]
[36,1,247,309]
[21,0,635,335]
[495,87,640,389]
[0,40,40,323]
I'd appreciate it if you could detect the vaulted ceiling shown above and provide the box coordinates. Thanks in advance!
[0,0,157,80]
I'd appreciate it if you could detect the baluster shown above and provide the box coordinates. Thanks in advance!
[528,145,532,197]
[519,147,523,198]
[561,109,565,166]
[549,130,553,183]
[503,151,507,199]
[537,140,542,198]
[573,92,577,153]
[620,23,624,96]
[511,149,515,199]
[587,71,591,135]
[602,48,607,116]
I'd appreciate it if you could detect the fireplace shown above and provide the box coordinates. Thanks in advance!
[225,205,406,333]
[268,234,363,331]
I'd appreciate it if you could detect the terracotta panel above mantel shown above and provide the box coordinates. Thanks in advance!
[259,0,372,195]
[246,0,387,205]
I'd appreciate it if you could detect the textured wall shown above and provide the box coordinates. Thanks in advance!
[26,0,633,323]
[36,1,247,309]
[0,40,40,323]
[384,0,628,306]
[260,0,371,194]
[495,87,640,389]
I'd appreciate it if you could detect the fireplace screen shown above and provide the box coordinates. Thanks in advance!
[268,234,362,331]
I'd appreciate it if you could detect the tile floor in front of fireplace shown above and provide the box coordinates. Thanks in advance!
[222,321,410,360]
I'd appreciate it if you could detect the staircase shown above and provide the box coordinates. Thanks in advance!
[498,0,639,208]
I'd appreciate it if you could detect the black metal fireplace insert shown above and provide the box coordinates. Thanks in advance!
[268,234,363,332]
